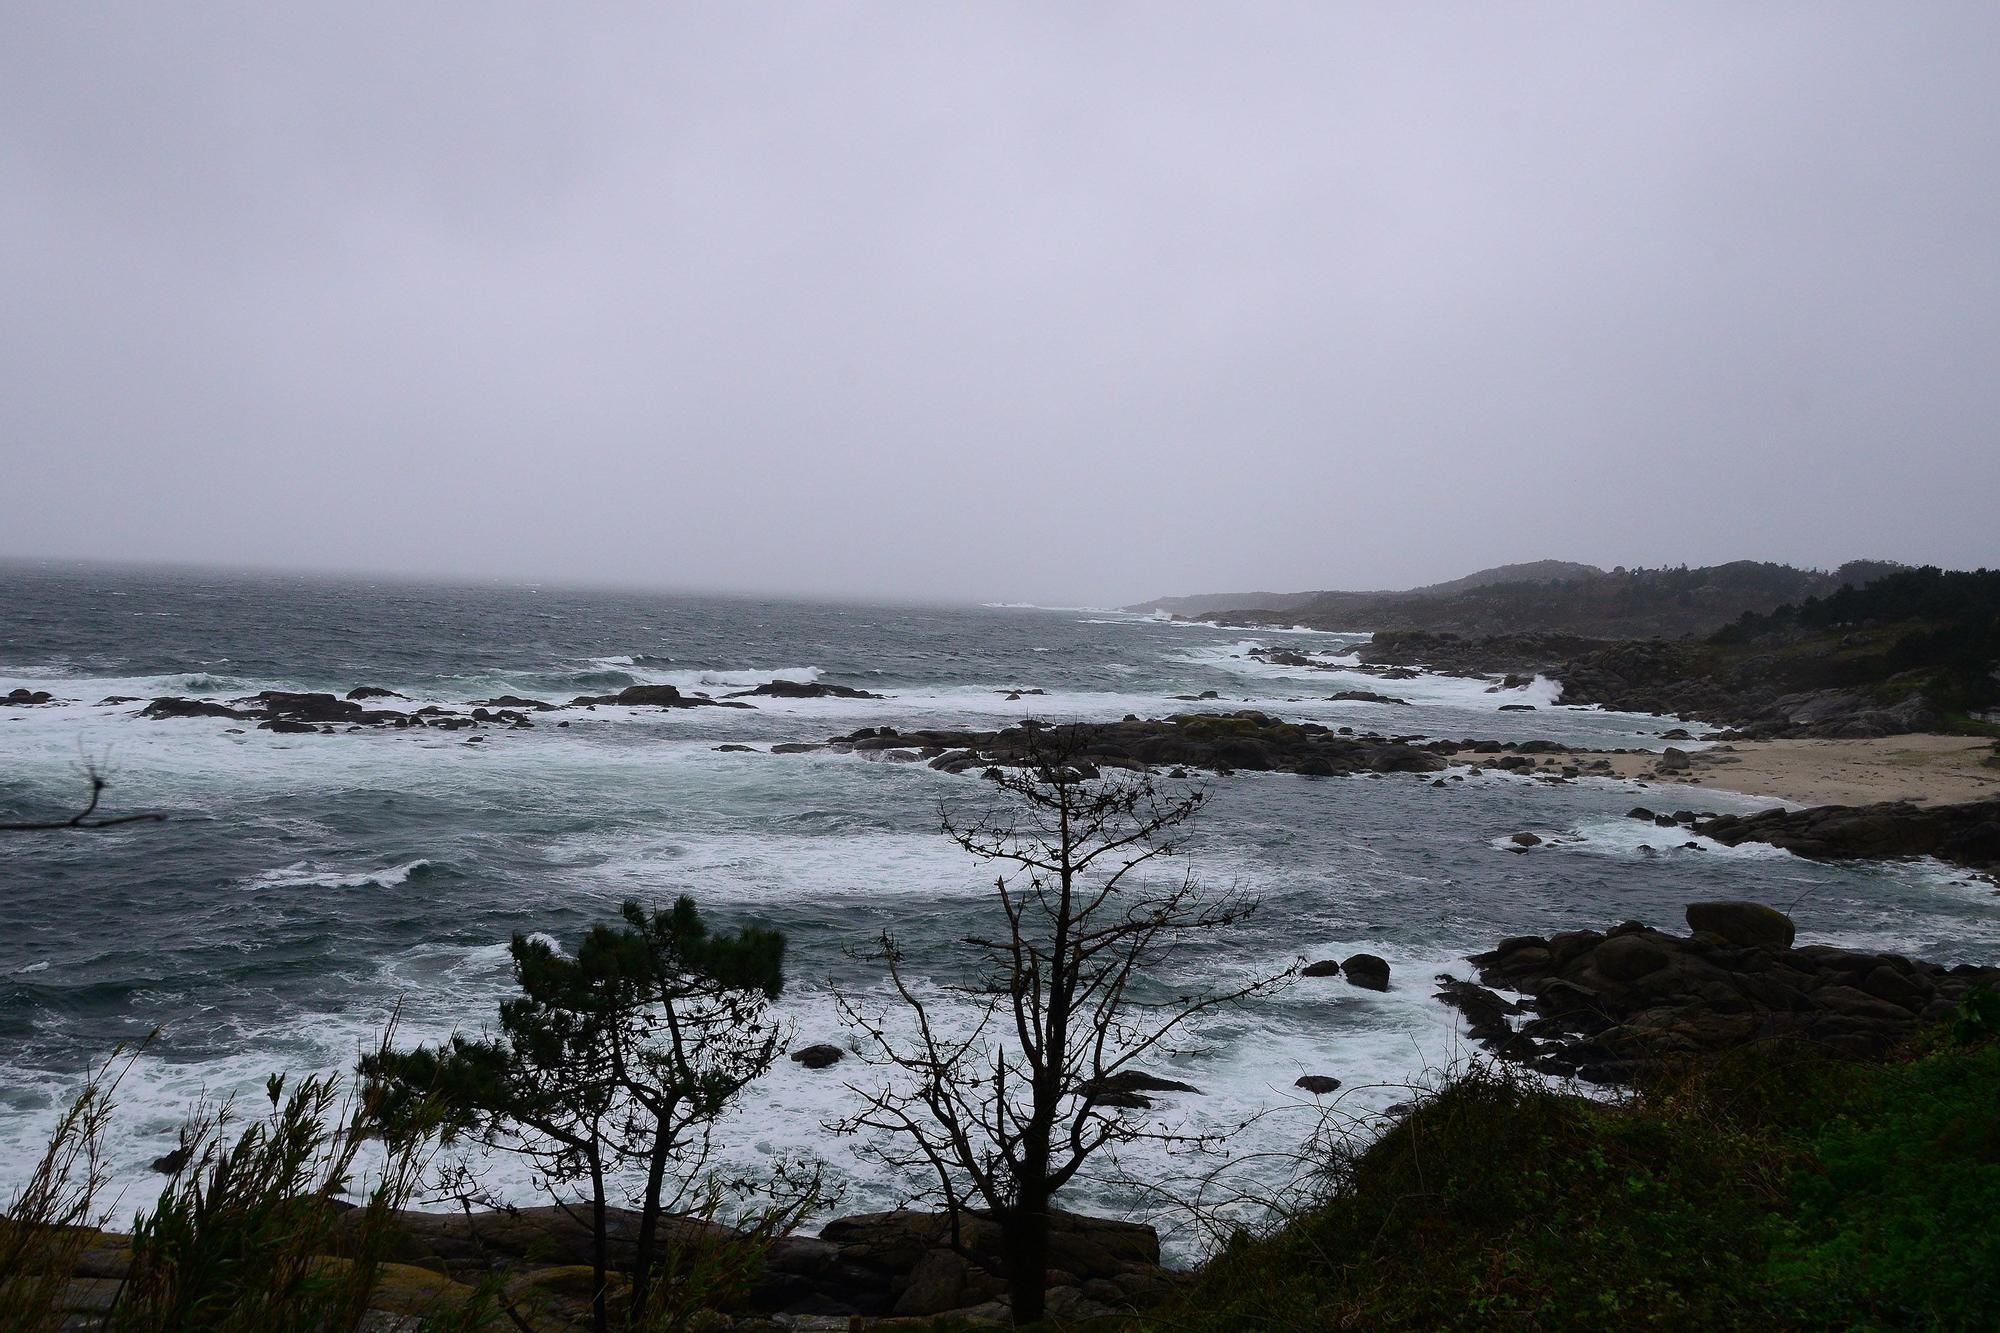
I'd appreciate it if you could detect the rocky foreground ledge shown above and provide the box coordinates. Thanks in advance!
[47,1203,1170,1330]
[1442,901,2000,1086]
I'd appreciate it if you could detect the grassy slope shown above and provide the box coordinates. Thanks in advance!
[1146,1026,2000,1331]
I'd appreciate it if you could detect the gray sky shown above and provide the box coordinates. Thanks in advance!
[3,4,1996,605]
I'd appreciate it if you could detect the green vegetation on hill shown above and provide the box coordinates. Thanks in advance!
[1713,566,2000,716]
[1176,559,1906,638]
[1149,1016,2000,1331]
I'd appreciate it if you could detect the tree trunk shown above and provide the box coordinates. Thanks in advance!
[628,1122,673,1322]
[1003,1195,1052,1322]
[588,1150,610,1333]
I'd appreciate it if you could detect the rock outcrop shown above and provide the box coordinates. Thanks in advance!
[811,713,1452,780]
[569,684,753,709]
[726,680,885,700]
[1691,798,2000,875]
[1449,906,2000,1085]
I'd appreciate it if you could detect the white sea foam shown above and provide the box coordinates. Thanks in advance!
[242,859,434,891]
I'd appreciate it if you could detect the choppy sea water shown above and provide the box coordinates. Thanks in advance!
[4,562,1996,1258]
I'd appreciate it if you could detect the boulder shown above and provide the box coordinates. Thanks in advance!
[790,1044,846,1069]
[1657,746,1693,773]
[1341,954,1391,991]
[1593,933,1674,983]
[1685,901,1795,951]
[1301,959,1342,978]
[1294,1075,1342,1095]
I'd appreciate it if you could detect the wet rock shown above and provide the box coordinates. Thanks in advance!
[1692,798,2000,875]
[569,684,754,709]
[1327,690,1409,706]
[728,680,885,700]
[1301,959,1342,978]
[142,696,253,720]
[791,1043,846,1069]
[1342,953,1391,991]
[1080,1071,1202,1100]
[346,686,406,700]
[1294,1075,1342,1095]
[1509,832,1542,847]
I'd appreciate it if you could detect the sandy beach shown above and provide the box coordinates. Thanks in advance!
[1575,733,2000,808]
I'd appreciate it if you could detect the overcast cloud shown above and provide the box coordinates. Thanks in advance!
[2,3,1995,604]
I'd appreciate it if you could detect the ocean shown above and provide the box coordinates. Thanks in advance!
[4,561,1996,1257]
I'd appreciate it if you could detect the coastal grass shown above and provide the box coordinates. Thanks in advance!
[1143,1026,2000,1331]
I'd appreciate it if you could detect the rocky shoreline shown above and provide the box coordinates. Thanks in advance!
[12,680,892,738]
[1356,629,1949,739]
[1442,901,2000,1086]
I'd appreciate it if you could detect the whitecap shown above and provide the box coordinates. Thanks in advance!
[242,859,436,891]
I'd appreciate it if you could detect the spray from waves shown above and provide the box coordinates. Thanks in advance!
[242,859,446,891]
[588,660,825,692]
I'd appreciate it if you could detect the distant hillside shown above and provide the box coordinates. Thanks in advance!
[1126,588,1348,618]
[1128,561,1604,620]
[1140,559,1908,638]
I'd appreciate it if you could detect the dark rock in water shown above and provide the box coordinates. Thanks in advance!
[1509,832,1542,847]
[260,719,319,734]
[1660,728,1693,740]
[802,712,1451,781]
[713,743,756,753]
[1685,901,1796,951]
[791,1043,845,1069]
[474,695,557,711]
[1301,959,1342,978]
[1327,690,1409,706]
[98,695,141,705]
[728,680,885,700]
[150,1146,192,1175]
[245,691,368,724]
[3,688,56,706]
[770,742,823,754]
[346,686,405,700]
[1691,798,2000,875]
[1294,1075,1342,1095]
[1171,690,1223,701]
[1497,703,1538,711]
[143,696,252,720]
[1342,954,1391,991]
[569,684,754,709]
[1627,807,1657,821]
[1433,979,1519,1032]
[1081,1071,1201,1099]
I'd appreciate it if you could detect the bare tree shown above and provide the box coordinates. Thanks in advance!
[836,723,1293,1321]
[0,764,164,831]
